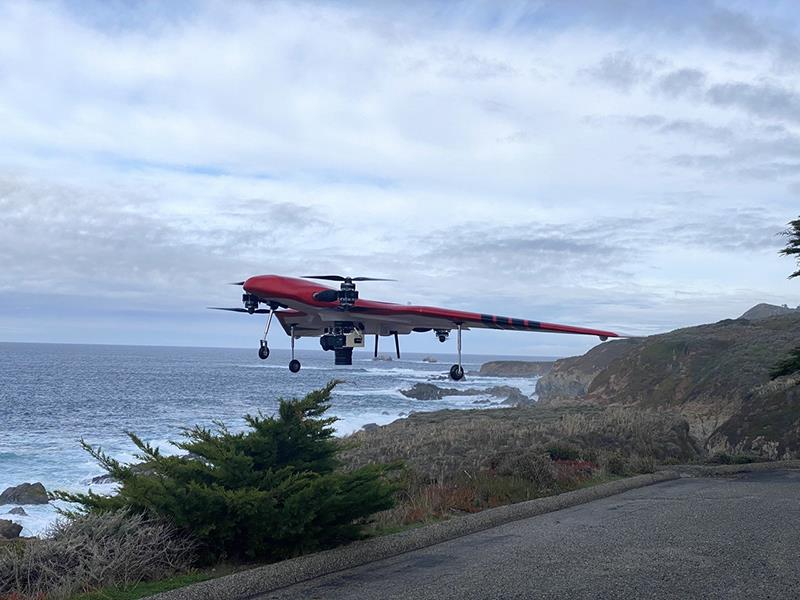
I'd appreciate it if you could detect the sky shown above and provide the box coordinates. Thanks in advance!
[0,0,798,357]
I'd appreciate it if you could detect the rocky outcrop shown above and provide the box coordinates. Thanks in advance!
[0,519,22,539]
[478,361,554,377]
[739,303,799,320]
[0,483,48,505]
[7,507,27,516]
[535,339,642,404]
[399,383,533,406]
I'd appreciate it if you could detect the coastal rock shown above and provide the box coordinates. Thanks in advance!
[422,356,438,363]
[7,507,27,516]
[0,482,48,505]
[361,423,379,432]
[90,474,116,485]
[498,386,536,407]
[400,382,533,406]
[478,361,554,378]
[91,457,185,485]
[0,519,22,539]
[400,383,450,400]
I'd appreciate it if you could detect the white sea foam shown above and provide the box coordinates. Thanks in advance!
[333,388,407,399]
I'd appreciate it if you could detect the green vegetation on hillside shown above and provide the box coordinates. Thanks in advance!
[771,346,800,379]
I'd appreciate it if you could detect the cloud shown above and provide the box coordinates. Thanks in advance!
[706,81,800,123]
[656,68,707,98]
[583,51,654,91]
[699,6,769,52]
[0,174,332,301]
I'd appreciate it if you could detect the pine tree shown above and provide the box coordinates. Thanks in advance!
[780,216,800,279]
[771,217,800,378]
[54,382,397,564]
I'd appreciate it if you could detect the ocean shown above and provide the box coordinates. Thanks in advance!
[0,342,545,536]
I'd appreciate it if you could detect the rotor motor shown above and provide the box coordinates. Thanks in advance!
[242,293,260,314]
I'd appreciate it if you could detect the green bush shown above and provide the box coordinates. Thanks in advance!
[545,444,581,461]
[55,382,397,564]
[708,452,759,465]
[770,345,800,379]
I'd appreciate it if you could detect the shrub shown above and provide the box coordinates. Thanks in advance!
[708,452,759,465]
[54,382,397,564]
[0,510,194,600]
[545,444,582,461]
[605,452,628,476]
[495,452,558,489]
[770,345,800,379]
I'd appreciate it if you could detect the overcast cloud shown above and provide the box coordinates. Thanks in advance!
[0,0,798,357]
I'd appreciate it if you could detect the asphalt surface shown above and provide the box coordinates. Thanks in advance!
[260,471,800,600]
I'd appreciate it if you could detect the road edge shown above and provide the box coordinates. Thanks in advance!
[146,460,800,600]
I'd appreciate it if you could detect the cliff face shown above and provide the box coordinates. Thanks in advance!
[534,339,643,404]
[535,311,800,455]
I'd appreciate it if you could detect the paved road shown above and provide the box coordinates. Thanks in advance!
[262,470,800,600]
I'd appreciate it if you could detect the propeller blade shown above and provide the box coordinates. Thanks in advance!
[351,277,396,282]
[229,281,246,286]
[302,275,346,281]
[208,307,271,314]
[303,275,395,282]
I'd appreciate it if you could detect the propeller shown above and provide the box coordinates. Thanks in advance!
[302,275,396,282]
[208,307,271,314]
[229,281,246,286]
[303,275,394,309]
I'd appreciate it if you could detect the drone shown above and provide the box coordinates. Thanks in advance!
[210,274,620,380]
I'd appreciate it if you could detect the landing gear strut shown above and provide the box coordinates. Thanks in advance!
[289,324,301,373]
[449,324,464,381]
[257,310,274,360]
